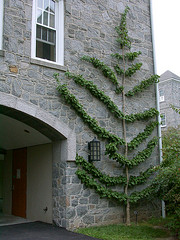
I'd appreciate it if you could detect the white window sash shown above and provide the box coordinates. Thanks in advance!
[161,114,166,127]
[31,0,64,65]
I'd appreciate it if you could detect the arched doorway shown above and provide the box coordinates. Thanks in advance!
[0,93,76,225]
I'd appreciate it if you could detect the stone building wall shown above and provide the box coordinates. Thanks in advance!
[159,73,180,130]
[0,0,160,230]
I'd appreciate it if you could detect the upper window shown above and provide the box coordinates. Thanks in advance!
[160,113,166,127]
[159,89,164,102]
[31,0,64,65]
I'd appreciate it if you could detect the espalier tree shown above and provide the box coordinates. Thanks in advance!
[55,7,159,225]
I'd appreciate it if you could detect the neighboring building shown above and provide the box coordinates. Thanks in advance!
[159,70,180,130]
[0,0,159,230]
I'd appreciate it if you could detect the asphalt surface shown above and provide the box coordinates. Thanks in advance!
[0,221,102,240]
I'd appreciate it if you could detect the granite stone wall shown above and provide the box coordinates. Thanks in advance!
[0,0,160,230]
[159,80,180,130]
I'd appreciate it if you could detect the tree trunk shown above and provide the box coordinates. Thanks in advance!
[122,48,130,225]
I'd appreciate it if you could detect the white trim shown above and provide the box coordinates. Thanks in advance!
[31,0,64,65]
[160,113,166,127]
[159,78,180,84]
[56,0,64,66]
[0,0,4,50]
[0,92,76,161]
[159,96,164,102]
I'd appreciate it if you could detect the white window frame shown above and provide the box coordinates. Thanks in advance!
[31,0,64,66]
[0,0,4,50]
[159,89,164,102]
[160,113,166,127]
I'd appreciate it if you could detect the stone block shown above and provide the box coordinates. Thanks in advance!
[12,79,21,97]
[9,65,18,73]
[77,205,88,217]
[82,215,95,224]
[89,194,99,204]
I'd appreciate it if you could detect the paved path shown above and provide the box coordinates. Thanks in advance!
[0,221,101,240]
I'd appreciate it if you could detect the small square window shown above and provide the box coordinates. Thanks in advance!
[159,89,164,102]
[161,113,166,127]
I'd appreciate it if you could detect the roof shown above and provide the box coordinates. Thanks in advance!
[160,70,180,82]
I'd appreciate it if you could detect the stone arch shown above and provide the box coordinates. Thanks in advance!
[0,92,76,161]
[0,92,76,226]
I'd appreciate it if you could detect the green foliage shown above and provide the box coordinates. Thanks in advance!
[114,63,143,77]
[125,108,159,123]
[65,72,158,123]
[115,6,131,49]
[76,155,155,188]
[76,161,157,204]
[105,137,158,168]
[162,126,180,167]
[76,155,126,186]
[114,65,124,76]
[76,168,127,203]
[76,165,154,204]
[171,104,180,114]
[128,121,159,150]
[126,75,159,97]
[125,63,143,77]
[130,137,158,167]
[55,6,159,221]
[151,126,180,236]
[77,223,170,240]
[55,76,124,145]
[65,71,125,118]
[112,51,142,61]
[81,56,119,86]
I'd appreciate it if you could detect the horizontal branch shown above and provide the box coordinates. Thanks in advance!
[76,155,126,186]
[76,155,156,188]
[125,75,159,97]
[105,137,158,168]
[76,168,127,203]
[64,72,159,123]
[55,76,124,145]
[130,137,158,168]
[81,56,119,86]
[114,63,142,77]
[128,121,159,150]
[76,164,156,204]
[111,51,141,61]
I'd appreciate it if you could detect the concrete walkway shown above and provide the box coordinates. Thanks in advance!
[0,221,101,240]
[0,213,33,226]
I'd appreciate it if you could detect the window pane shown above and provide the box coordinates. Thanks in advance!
[37,9,42,24]
[50,0,55,13]
[38,0,43,8]
[36,25,41,39]
[50,14,55,28]
[48,29,55,44]
[43,11,48,26]
[42,27,47,41]
[36,40,55,62]
[44,0,49,11]
[159,89,164,96]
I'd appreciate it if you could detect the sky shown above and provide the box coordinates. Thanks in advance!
[151,0,180,77]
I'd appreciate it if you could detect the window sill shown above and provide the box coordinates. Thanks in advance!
[30,58,67,72]
[0,50,5,57]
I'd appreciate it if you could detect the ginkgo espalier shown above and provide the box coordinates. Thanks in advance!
[55,6,159,225]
